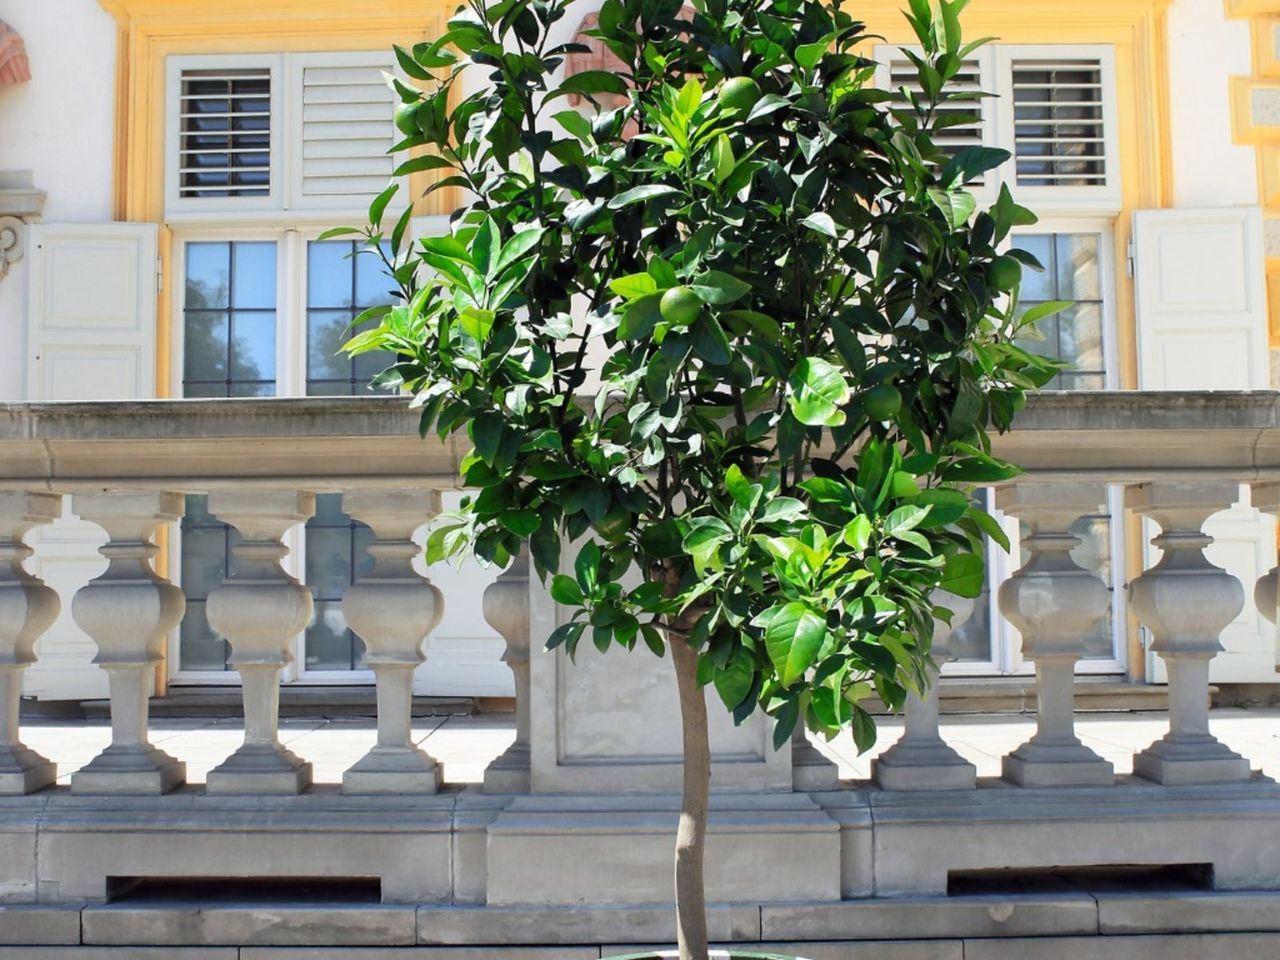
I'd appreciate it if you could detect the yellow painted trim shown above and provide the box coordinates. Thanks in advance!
[1229,0,1280,350]
[1231,75,1280,143]
[1253,16,1280,74]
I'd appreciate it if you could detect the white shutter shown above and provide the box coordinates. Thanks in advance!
[289,51,397,213]
[25,222,159,401]
[1134,207,1268,391]
[1133,206,1276,684]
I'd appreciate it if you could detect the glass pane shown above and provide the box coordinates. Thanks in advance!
[306,380,351,397]
[1014,235,1054,301]
[184,382,227,398]
[180,528,225,599]
[232,241,277,308]
[355,249,394,307]
[1072,514,1114,660]
[230,312,276,381]
[1059,304,1104,374]
[353,524,376,580]
[1055,234,1101,302]
[353,347,394,383]
[185,243,230,309]
[183,311,228,381]
[305,601,355,670]
[949,579,994,662]
[184,493,214,525]
[306,526,352,599]
[307,241,353,309]
[308,309,352,382]
[179,603,230,672]
[230,380,275,397]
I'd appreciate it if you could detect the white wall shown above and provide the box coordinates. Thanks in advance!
[1166,0,1258,209]
[0,0,117,402]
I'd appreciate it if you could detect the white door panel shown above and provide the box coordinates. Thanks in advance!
[23,222,159,700]
[1134,207,1276,684]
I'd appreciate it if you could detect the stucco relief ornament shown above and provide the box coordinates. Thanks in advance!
[0,21,31,87]
[0,217,23,282]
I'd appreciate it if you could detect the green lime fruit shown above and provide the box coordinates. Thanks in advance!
[988,254,1023,292]
[717,76,762,118]
[864,383,902,421]
[660,285,702,327]
[394,101,422,136]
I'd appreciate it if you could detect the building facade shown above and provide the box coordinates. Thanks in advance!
[0,0,1277,704]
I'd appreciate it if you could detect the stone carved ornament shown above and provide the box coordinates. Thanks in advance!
[0,20,30,87]
[0,217,22,281]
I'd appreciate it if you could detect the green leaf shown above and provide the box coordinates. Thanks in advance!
[759,497,806,524]
[459,307,496,344]
[550,574,585,606]
[546,620,584,651]
[760,602,827,687]
[940,552,986,599]
[714,649,756,713]
[608,185,684,209]
[725,464,761,511]
[927,187,977,229]
[553,109,594,142]
[493,227,544,276]
[393,154,454,177]
[787,357,850,427]
[885,504,930,537]
[914,489,970,528]
[610,272,659,300]
[394,44,435,80]
[557,70,629,100]
[1020,300,1073,326]
[691,315,732,365]
[691,270,751,305]
[500,509,541,537]
[800,212,838,238]
[369,183,399,227]
[843,515,872,551]
[316,226,364,242]
[967,505,1011,551]
[575,540,602,595]
[619,293,663,340]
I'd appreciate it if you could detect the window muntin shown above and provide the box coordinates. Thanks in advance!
[182,240,278,397]
[306,240,396,396]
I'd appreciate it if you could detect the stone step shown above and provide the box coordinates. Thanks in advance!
[3,892,1280,958]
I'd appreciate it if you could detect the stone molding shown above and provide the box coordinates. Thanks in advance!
[0,171,44,283]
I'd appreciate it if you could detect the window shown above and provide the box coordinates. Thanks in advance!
[1014,232,1108,391]
[879,44,1121,212]
[167,47,406,684]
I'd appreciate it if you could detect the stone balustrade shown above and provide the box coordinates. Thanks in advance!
[0,392,1279,910]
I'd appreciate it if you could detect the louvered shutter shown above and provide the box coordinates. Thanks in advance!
[288,51,398,214]
[166,53,284,216]
[1010,59,1108,188]
[877,47,996,191]
[176,67,272,199]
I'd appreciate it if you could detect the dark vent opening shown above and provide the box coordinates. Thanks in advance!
[106,876,381,904]
[948,863,1213,897]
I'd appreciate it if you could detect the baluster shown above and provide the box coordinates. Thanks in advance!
[341,489,444,794]
[872,590,977,791]
[70,492,186,794]
[484,547,531,793]
[998,483,1115,787]
[1251,482,1280,635]
[205,491,315,795]
[1129,482,1251,784]
[0,492,61,794]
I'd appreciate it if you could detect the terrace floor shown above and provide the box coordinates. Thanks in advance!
[18,706,1280,786]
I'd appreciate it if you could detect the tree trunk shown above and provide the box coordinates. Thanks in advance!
[670,626,711,960]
